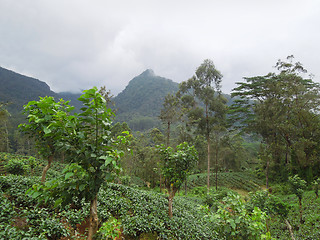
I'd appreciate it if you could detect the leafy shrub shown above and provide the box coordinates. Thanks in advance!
[269,191,320,239]
[38,218,68,240]
[204,187,234,209]
[270,183,290,195]
[0,174,69,239]
[98,183,219,239]
[5,158,26,175]
[313,177,320,198]
[96,217,122,240]
[204,192,269,240]
[0,175,38,207]
[13,207,69,239]
[288,175,307,201]
[189,186,207,197]
[247,190,289,219]
[61,206,89,230]
[0,224,45,240]
[0,192,14,223]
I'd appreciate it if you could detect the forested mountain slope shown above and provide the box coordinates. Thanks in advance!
[0,66,57,115]
[0,66,235,133]
[114,69,179,131]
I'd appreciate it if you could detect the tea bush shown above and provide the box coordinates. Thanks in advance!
[247,190,289,219]
[2,154,320,239]
[5,158,26,175]
[98,183,219,239]
[0,192,14,224]
[0,175,38,207]
[188,171,264,192]
[203,192,270,240]
[269,191,320,239]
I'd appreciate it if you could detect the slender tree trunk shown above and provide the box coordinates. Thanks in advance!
[215,143,219,191]
[285,219,295,240]
[27,139,31,155]
[168,194,173,218]
[184,179,187,195]
[41,155,53,183]
[207,137,210,192]
[299,198,303,224]
[167,121,171,147]
[266,158,270,189]
[87,195,99,240]
[168,188,177,218]
[4,122,9,152]
[206,103,210,193]
[160,121,172,193]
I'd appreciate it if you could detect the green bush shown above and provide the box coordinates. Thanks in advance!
[0,224,45,240]
[38,217,68,240]
[247,190,289,219]
[96,217,122,240]
[61,206,89,230]
[0,175,39,207]
[204,192,269,240]
[187,171,264,192]
[204,187,234,209]
[270,183,290,195]
[98,183,219,239]
[0,193,14,223]
[269,191,320,239]
[5,158,26,175]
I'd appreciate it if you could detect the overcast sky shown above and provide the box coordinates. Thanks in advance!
[1,0,319,95]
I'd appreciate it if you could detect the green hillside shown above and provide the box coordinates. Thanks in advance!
[114,69,179,131]
[0,66,57,118]
[0,67,180,133]
[0,67,57,104]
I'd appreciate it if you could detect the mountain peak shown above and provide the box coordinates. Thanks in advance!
[140,69,155,77]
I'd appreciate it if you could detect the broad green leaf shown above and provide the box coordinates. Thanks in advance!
[43,126,51,134]
[65,172,74,180]
[54,198,63,208]
[32,191,41,199]
[79,184,86,191]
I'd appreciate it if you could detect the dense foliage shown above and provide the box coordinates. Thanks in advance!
[1,57,320,239]
[1,152,320,239]
[158,142,198,217]
[177,59,227,191]
[231,56,320,184]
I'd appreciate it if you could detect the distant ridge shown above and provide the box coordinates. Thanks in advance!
[0,66,57,114]
[0,66,181,132]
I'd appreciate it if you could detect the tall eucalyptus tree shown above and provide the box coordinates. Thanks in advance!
[0,103,10,152]
[177,59,227,191]
[159,93,181,147]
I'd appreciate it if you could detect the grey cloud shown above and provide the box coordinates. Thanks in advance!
[0,0,319,94]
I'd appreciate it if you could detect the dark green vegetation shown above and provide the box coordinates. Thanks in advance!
[114,69,179,131]
[230,56,320,185]
[1,56,320,239]
[157,143,198,218]
[0,66,57,114]
[0,67,180,150]
[2,152,320,239]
